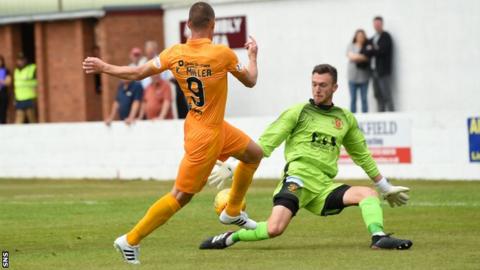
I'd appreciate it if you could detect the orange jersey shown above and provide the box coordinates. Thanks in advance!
[151,38,245,126]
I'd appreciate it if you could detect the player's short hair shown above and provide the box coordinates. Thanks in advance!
[312,64,337,84]
[373,16,383,22]
[188,2,215,30]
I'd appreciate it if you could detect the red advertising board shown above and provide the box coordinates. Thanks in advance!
[180,16,247,48]
[340,147,412,164]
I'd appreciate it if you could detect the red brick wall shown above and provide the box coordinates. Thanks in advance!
[1,8,165,123]
[0,25,21,69]
[35,20,97,122]
[96,9,165,119]
[35,22,50,122]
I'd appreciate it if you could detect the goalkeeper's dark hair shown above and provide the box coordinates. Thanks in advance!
[188,2,215,30]
[312,64,337,84]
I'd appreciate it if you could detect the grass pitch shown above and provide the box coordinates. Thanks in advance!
[1,179,479,270]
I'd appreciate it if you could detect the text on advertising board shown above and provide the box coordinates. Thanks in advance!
[180,16,247,49]
[468,117,480,162]
[340,119,412,164]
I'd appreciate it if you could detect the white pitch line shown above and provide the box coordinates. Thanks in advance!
[13,194,76,199]
[401,201,480,207]
[13,194,56,199]
[1,200,478,207]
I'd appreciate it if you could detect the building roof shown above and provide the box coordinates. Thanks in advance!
[0,0,171,17]
[0,1,172,25]
[0,0,268,25]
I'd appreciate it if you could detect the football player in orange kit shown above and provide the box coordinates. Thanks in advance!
[82,2,262,265]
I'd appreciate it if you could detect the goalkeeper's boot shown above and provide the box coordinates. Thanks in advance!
[199,231,235,249]
[113,234,140,264]
[219,210,257,229]
[371,234,413,250]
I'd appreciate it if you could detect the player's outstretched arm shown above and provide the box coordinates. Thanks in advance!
[82,57,157,81]
[234,36,258,88]
[342,113,409,207]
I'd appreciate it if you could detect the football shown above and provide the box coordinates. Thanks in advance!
[214,188,246,216]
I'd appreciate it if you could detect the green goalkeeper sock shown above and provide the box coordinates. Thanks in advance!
[232,222,269,242]
[359,196,384,235]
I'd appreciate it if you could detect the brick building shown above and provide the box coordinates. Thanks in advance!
[0,6,165,123]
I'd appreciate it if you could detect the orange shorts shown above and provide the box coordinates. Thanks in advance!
[175,118,251,194]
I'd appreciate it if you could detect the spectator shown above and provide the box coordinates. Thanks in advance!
[128,44,157,91]
[140,41,159,89]
[143,40,188,119]
[144,40,158,61]
[139,74,173,120]
[13,53,37,124]
[128,47,144,67]
[347,29,371,113]
[367,16,394,112]
[105,80,143,126]
[0,55,12,124]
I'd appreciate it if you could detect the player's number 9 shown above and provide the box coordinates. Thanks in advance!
[187,77,205,107]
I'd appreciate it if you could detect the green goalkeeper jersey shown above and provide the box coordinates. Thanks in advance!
[259,100,379,193]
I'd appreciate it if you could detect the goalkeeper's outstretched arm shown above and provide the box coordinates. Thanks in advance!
[343,114,410,208]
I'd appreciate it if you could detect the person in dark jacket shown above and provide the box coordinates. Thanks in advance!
[367,16,394,112]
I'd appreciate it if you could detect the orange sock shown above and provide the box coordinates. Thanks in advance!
[226,161,259,216]
[126,193,181,245]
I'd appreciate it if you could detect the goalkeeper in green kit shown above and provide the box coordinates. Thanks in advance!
[200,64,412,250]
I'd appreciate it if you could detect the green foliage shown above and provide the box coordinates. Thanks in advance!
[1,179,479,270]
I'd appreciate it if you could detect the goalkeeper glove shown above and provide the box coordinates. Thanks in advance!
[375,177,410,207]
[208,161,234,189]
